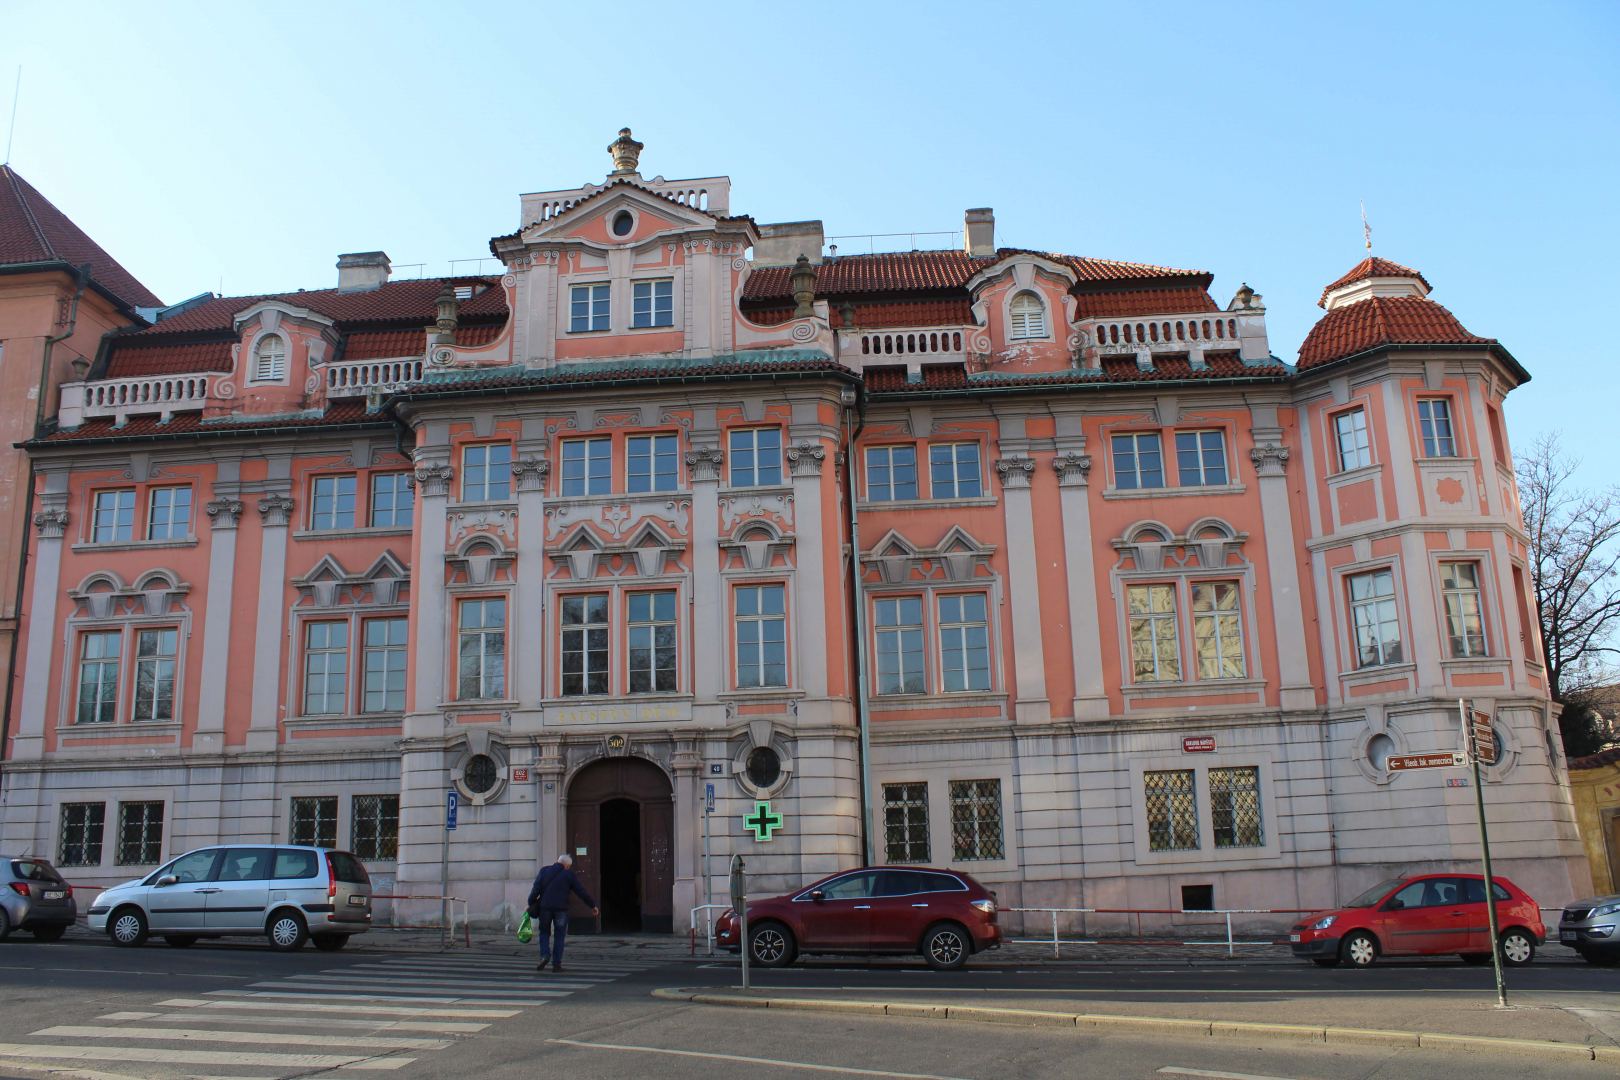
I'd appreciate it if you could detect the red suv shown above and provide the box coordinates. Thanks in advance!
[1289,873,1544,967]
[715,866,1000,970]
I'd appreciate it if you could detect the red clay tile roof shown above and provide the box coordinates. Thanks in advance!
[37,401,381,444]
[1074,286,1219,319]
[1571,745,1620,770]
[127,278,507,337]
[743,249,1207,301]
[341,322,506,361]
[1296,296,1493,370]
[0,165,162,311]
[106,340,234,378]
[1318,256,1431,307]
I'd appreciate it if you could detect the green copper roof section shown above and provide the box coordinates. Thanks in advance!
[414,349,836,388]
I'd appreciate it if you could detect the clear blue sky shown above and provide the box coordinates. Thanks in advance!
[6,1,1615,486]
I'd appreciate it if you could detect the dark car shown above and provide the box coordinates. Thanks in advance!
[1557,894,1620,965]
[1289,873,1543,967]
[714,866,1000,970]
[0,856,77,941]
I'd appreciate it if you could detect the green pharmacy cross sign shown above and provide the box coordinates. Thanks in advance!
[743,800,783,842]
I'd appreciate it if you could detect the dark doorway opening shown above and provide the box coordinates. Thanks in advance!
[599,798,642,932]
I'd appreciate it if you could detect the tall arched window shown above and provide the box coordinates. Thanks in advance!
[1009,292,1046,340]
[253,334,288,382]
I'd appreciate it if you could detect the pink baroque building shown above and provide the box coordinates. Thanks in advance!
[0,132,1589,932]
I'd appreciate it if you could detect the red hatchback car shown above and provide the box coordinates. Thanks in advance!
[1289,873,1544,967]
[715,866,1000,970]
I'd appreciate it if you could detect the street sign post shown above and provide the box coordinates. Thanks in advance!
[442,790,459,950]
[1461,698,1507,1007]
[729,854,748,990]
[702,783,715,906]
[1470,710,1497,767]
[1387,752,1466,771]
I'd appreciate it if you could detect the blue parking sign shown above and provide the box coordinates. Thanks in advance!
[446,790,459,830]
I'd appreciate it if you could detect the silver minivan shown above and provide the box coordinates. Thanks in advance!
[86,845,372,951]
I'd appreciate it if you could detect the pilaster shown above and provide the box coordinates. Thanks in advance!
[194,479,243,753]
[686,443,724,700]
[995,453,1050,724]
[786,441,828,699]
[410,456,453,730]
[1051,445,1108,719]
[247,484,293,752]
[1249,431,1317,710]
[511,448,550,714]
[13,489,69,761]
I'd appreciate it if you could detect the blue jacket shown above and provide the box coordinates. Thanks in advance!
[528,862,595,914]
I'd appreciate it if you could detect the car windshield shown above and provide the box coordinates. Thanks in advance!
[10,860,64,884]
[1344,878,1405,908]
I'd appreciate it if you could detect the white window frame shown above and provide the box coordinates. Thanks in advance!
[1008,291,1047,340]
[369,472,414,528]
[1334,407,1372,472]
[560,437,612,497]
[456,597,507,701]
[734,583,788,689]
[1418,397,1457,458]
[461,443,513,503]
[131,627,178,722]
[627,433,679,494]
[728,428,783,488]
[560,592,611,697]
[75,629,122,724]
[1174,430,1229,487]
[928,443,982,499]
[309,474,357,531]
[302,620,350,716]
[1127,583,1182,683]
[1347,568,1403,668]
[1440,560,1488,658]
[1112,432,1166,490]
[91,489,136,543]
[864,445,918,502]
[361,616,409,714]
[873,596,926,696]
[146,486,192,541]
[631,278,674,328]
[1191,580,1246,680]
[252,333,288,382]
[627,590,678,694]
[936,592,991,692]
[569,282,610,333]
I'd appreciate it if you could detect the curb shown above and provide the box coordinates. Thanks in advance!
[650,988,1618,1063]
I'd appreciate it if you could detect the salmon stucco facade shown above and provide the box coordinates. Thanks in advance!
[0,133,1591,933]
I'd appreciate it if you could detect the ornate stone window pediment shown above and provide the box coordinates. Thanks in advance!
[1113,519,1248,573]
[293,552,411,609]
[70,570,191,620]
[447,536,515,587]
[545,521,687,580]
[862,526,995,585]
[720,521,794,572]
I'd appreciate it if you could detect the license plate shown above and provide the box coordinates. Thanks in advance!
[43,890,64,900]
[348,895,368,906]
[1561,931,1577,942]
[1289,933,1301,943]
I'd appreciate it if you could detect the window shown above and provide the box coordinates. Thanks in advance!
[874,597,925,695]
[462,444,512,502]
[289,796,338,849]
[457,598,506,700]
[91,489,135,543]
[352,795,399,861]
[1175,431,1228,487]
[735,584,787,688]
[865,446,918,502]
[746,746,782,788]
[929,443,982,499]
[569,282,610,332]
[628,591,677,693]
[1418,398,1456,457]
[253,334,287,381]
[303,622,349,715]
[464,754,498,794]
[132,628,177,722]
[1334,408,1371,471]
[1112,433,1165,490]
[949,779,1004,861]
[59,803,105,867]
[370,473,414,528]
[273,849,318,878]
[632,279,673,328]
[1144,770,1198,852]
[76,630,120,724]
[1127,584,1181,682]
[116,801,163,865]
[1192,582,1245,679]
[1440,561,1487,658]
[1348,569,1403,667]
[362,618,408,713]
[217,849,269,882]
[627,434,679,493]
[560,438,611,497]
[1008,292,1046,339]
[883,783,930,864]
[146,487,192,540]
[1209,766,1263,848]
[310,475,356,531]
[560,593,610,697]
[938,593,991,692]
[729,428,782,487]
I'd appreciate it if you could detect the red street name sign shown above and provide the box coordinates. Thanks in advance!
[1388,752,1466,771]
[1182,736,1216,753]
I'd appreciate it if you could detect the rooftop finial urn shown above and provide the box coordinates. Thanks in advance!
[434,283,460,344]
[790,254,817,318]
[609,127,644,174]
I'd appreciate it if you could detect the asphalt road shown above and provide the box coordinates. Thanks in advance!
[0,935,1615,1080]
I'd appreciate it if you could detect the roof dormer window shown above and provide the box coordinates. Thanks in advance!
[1009,292,1046,340]
[253,334,288,382]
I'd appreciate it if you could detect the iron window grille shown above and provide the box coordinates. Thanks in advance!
[91,489,135,543]
[1128,584,1181,682]
[561,593,611,696]
[1174,430,1228,486]
[865,445,918,501]
[310,475,357,530]
[1191,582,1245,679]
[303,622,349,715]
[728,428,783,488]
[560,437,612,496]
[351,795,399,861]
[627,434,679,493]
[290,796,338,849]
[116,801,163,865]
[1348,569,1403,667]
[463,755,499,795]
[462,444,513,502]
[734,585,787,688]
[570,282,610,332]
[362,618,408,713]
[369,473,414,528]
[59,802,105,867]
[883,782,930,864]
[937,593,991,692]
[627,590,678,694]
[874,596,925,695]
[1334,408,1371,471]
[146,486,192,540]
[76,630,121,724]
[1145,769,1199,852]
[457,598,507,700]
[132,628,178,722]
[1209,766,1263,848]
[631,279,673,328]
[949,779,1004,861]
[1440,561,1488,658]
[929,443,982,499]
[1112,432,1165,490]
[1418,398,1457,457]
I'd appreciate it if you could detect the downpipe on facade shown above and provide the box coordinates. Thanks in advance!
[841,381,877,866]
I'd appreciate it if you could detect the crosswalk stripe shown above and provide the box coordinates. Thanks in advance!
[104,1009,488,1034]
[251,979,571,998]
[298,971,606,989]
[210,988,542,1008]
[167,996,520,1018]
[375,955,654,968]
[362,960,622,975]
[34,1024,452,1051]
[0,1042,414,1069]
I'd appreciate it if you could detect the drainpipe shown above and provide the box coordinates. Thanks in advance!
[841,384,876,867]
[2,264,89,773]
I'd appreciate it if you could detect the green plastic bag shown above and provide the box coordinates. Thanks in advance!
[516,911,533,944]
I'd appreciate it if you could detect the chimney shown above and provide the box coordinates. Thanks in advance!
[753,221,825,267]
[337,251,391,293]
[964,208,995,257]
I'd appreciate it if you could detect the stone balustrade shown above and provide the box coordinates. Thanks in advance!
[58,373,211,427]
[325,358,424,398]
[855,326,967,361]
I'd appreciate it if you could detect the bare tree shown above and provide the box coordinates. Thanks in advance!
[1517,433,1620,706]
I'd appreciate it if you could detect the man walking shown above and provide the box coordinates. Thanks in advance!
[527,853,598,972]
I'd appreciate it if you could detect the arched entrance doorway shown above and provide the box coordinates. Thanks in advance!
[565,757,674,933]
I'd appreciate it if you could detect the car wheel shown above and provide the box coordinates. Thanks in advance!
[1340,930,1378,968]
[31,925,67,942]
[312,934,348,952]
[1311,957,1339,967]
[1460,953,1491,965]
[748,922,795,968]
[1498,928,1535,966]
[109,907,148,948]
[266,910,308,952]
[922,923,970,971]
[164,935,198,948]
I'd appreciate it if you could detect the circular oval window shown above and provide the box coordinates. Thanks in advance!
[1491,725,1510,765]
[611,210,634,237]
[1367,733,1395,771]
[464,754,499,794]
[746,746,782,789]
